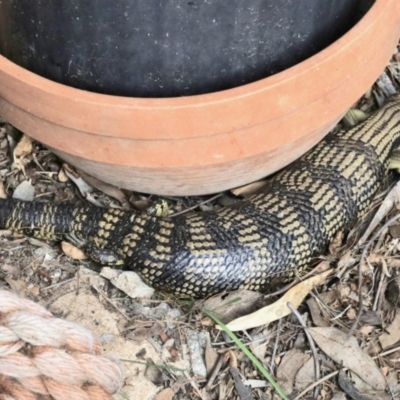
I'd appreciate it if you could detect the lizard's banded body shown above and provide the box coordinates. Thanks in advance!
[1,94,400,297]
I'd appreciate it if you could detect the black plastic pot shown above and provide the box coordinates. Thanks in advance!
[0,0,374,98]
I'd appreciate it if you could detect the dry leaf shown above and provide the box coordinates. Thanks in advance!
[389,223,400,238]
[205,340,219,375]
[276,349,309,395]
[295,356,315,391]
[145,357,163,385]
[200,317,214,327]
[126,322,164,342]
[329,230,344,255]
[350,372,375,395]
[359,311,382,326]
[228,350,238,369]
[131,198,152,211]
[368,255,390,277]
[58,168,69,183]
[359,326,374,337]
[13,135,33,173]
[346,308,357,320]
[318,290,339,305]
[230,367,253,400]
[331,393,347,400]
[78,169,128,204]
[308,327,386,391]
[28,237,54,250]
[341,371,391,400]
[231,179,269,197]
[385,279,399,305]
[4,278,27,297]
[379,313,400,349]
[61,242,87,260]
[386,370,399,392]
[2,264,22,275]
[225,269,332,331]
[154,388,175,400]
[0,180,7,199]
[204,289,263,324]
[63,164,93,197]
[249,331,269,361]
[13,134,32,158]
[307,297,330,327]
[338,251,357,269]
[27,286,41,297]
[338,370,373,400]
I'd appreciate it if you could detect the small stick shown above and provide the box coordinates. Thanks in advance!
[205,354,226,390]
[288,302,321,399]
[41,277,76,291]
[292,368,345,400]
[270,318,282,373]
[372,268,385,311]
[169,193,223,217]
[183,371,208,400]
[92,285,130,321]
[348,211,400,338]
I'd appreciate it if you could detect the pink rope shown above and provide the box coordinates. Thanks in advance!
[0,290,123,399]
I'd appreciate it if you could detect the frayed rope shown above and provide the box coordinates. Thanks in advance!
[0,290,123,400]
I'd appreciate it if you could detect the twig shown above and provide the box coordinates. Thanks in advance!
[270,318,282,373]
[22,255,44,272]
[92,285,130,321]
[330,305,351,321]
[348,211,400,338]
[183,371,208,400]
[76,267,80,295]
[206,354,226,390]
[121,359,187,372]
[169,193,223,217]
[373,268,386,311]
[288,303,321,399]
[292,368,346,400]
[379,344,400,357]
[41,277,76,291]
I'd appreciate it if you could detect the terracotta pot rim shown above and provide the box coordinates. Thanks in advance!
[0,0,387,112]
[0,0,399,195]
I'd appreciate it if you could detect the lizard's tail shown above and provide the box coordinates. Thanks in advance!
[0,198,88,240]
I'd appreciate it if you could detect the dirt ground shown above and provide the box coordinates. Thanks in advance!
[1,46,400,400]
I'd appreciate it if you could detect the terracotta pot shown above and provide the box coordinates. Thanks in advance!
[0,1,373,98]
[0,0,399,196]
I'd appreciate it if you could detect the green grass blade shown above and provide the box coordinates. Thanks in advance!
[203,308,289,400]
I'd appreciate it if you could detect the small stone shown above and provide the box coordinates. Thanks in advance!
[101,267,154,299]
[13,180,35,201]
[187,330,207,378]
